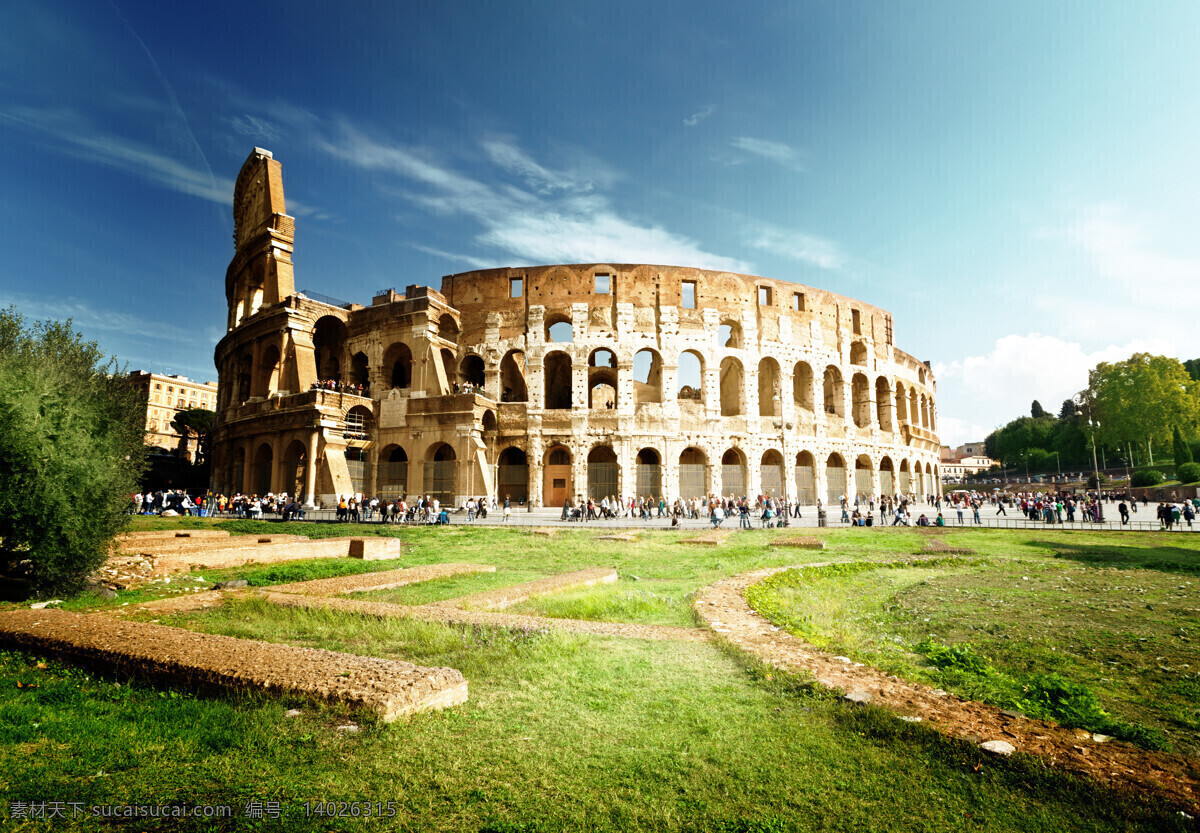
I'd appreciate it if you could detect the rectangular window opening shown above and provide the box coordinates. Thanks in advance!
[594,273,610,294]
[852,309,862,335]
[510,277,523,298]
[793,292,805,312]
[758,286,772,306]
[682,281,696,309]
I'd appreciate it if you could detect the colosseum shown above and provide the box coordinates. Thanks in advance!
[210,149,942,508]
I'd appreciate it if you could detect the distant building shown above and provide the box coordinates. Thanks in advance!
[939,443,995,480]
[128,371,218,460]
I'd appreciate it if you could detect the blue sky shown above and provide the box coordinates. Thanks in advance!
[2,1,1197,445]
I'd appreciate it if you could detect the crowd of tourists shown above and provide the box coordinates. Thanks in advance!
[311,379,369,396]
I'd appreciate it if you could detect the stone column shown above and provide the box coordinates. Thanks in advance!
[303,431,319,507]
[241,441,255,496]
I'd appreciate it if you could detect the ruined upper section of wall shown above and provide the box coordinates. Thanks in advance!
[225,149,296,331]
[233,149,288,250]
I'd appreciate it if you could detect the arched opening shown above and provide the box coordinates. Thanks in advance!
[497,446,528,503]
[378,445,408,499]
[899,460,911,494]
[879,456,895,496]
[851,372,871,428]
[920,394,930,428]
[587,348,617,410]
[719,356,744,416]
[909,389,919,427]
[440,348,456,392]
[895,381,908,422]
[423,443,456,506]
[793,361,814,414]
[282,440,306,498]
[345,448,368,495]
[438,313,459,342]
[350,352,369,391]
[929,401,936,431]
[587,446,619,500]
[344,405,372,440]
[481,409,497,435]
[636,448,661,497]
[758,357,781,417]
[825,453,846,505]
[794,451,816,504]
[546,314,573,343]
[235,353,252,404]
[543,446,572,507]
[850,342,868,365]
[383,342,413,389]
[721,448,746,497]
[875,377,893,431]
[925,462,934,495]
[253,344,281,398]
[761,449,784,497]
[719,319,743,349]
[544,351,573,409]
[500,350,527,402]
[313,316,347,383]
[854,455,873,498]
[634,348,663,404]
[679,447,708,499]
[231,446,246,494]
[823,366,844,417]
[460,354,485,389]
[677,350,704,403]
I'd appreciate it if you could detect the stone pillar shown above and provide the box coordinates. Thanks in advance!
[303,431,319,507]
[616,360,635,413]
[241,442,255,496]
[572,356,587,412]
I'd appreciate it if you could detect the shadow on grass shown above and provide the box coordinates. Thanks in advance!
[1036,541,1200,575]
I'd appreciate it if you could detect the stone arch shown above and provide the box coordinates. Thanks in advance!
[378,444,409,499]
[792,361,814,415]
[282,439,307,499]
[823,366,845,417]
[825,452,846,505]
[909,388,919,426]
[460,353,485,388]
[854,454,874,498]
[760,449,785,497]
[586,445,619,500]
[588,348,618,409]
[851,372,871,428]
[850,342,868,366]
[497,446,528,503]
[422,442,456,506]
[230,446,246,494]
[719,356,744,416]
[920,393,931,428]
[438,312,459,342]
[719,319,743,349]
[677,350,704,402]
[500,349,527,402]
[313,316,347,382]
[544,350,573,409]
[899,459,912,494]
[794,450,816,504]
[252,441,274,495]
[440,348,456,391]
[546,313,573,343]
[350,352,369,390]
[383,342,413,389]
[678,446,708,499]
[758,357,781,417]
[253,344,281,398]
[345,447,368,495]
[344,404,373,440]
[635,447,662,497]
[879,455,895,495]
[895,381,909,422]
[721,447,746,497]
[634,348,664,404]
[875,377,893,431]
[543,444,573,507]
[235,353,253,405]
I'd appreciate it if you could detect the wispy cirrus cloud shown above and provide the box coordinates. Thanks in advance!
[749,226,843,270]
[322,123,750,272]
[730,136,805,171]
[683,105,716,127]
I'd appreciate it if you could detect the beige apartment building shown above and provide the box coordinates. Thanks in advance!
[128,371,218,460]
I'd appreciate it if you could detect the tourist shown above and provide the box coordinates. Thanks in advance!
[503,495,512,523]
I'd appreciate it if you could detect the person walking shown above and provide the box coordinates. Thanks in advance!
[503,495,512,523]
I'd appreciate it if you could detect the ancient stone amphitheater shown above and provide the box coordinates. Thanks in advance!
[210,149,941,508]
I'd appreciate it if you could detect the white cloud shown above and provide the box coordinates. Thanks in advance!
[730,137,804,171]
[683,105,716,127]
[750,227,843,270]
[322,124,750,272]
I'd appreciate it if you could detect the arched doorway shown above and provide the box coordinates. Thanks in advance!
[679,447,708,499]
[825,453,846,505]
[253,443,273,495]
[543,446,572,507]
[500,350,527,402]
[544,351,572,409]
[497,447,529,503]
[635,448,661,497]
[855,455,874,499]
[720,357,744,416]
[460,354,485,388]
[587,446,619,500]
[879,456,895,496]
[899,460,911,495]
[378,445,408,499]
[721,448,746,497]
[345,447,368,495]
[423,443,456,506]
[760,449,784,497]
[794,451,816,504]
[282,440,307,499]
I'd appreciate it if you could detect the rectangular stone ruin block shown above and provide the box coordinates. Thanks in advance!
[348,538,403,560]
[0,609,467,722]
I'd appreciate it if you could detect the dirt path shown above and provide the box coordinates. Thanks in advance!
[694,565,1200,812]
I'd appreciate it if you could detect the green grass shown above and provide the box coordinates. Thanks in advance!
[0,523,1196,830]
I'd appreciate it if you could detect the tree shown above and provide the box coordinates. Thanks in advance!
[1185,358,1200,382]
[1174,426,1193,470]
[1087,354,1200,456]
[1058,399,1077,419]
[0,307,145,595]
[171,408,215,464]
[1031,400,1047,419]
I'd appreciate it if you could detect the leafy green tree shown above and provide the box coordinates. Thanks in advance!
[1184,358,1200,382]
[1031,400,1047,418]
[0,307,145,595]
[1174,426,1193,470]
[1058,399,1077,419]
[171,408,215,464]
[1087,354,1200,457]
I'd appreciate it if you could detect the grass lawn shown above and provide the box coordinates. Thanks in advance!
[0,521,1195,831]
